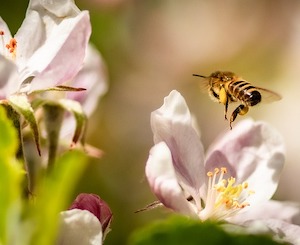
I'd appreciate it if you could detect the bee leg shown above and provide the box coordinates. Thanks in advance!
[229,104,249,129]
[224,99,229,120]
[219,87,228,120]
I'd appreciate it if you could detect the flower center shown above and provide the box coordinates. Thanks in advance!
[199,167,254,221]
[0,30,17,60]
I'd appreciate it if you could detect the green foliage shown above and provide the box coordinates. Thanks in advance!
[128,216,286,245]
[0,106,88,245]
[0,107,23,244]
[29,151,87,245]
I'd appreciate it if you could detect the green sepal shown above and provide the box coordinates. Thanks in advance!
[29,150,87,245]
[30,85,86,94]
[42,103,65,169]
[0,107,24,244]
[58,99,87,145]
[8,94,41,156]
[0,101,23,159]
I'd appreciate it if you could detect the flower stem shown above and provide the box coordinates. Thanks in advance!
[43,103,64,170]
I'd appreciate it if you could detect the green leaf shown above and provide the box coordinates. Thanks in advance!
[128,216,286,245]
[29,150,87,245]
[8,94,41,156]
[0,105,18,156]
[0,107,24,244]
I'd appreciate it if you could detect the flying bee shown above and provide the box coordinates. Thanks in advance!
[193,71,282,129]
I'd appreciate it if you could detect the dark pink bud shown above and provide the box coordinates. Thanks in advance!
[69,193,112,235]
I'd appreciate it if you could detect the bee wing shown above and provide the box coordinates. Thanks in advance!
[256,87,282,103]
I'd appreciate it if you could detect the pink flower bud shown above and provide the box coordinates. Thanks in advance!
[69,193,112,236]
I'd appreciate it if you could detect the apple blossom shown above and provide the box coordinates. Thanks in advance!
[0,0,91,154]
[0,0,91,96]
[145,90,300,243]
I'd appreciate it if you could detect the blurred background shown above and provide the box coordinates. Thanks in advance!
[2,0,300,244]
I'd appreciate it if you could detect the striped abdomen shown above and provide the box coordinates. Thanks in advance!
[227,80,261,106]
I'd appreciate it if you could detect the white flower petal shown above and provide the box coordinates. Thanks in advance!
[29,0,80,17]
[146,142,197,216]
[15,0,80,67]
[26,11,91,92]
[58,209,102,245]
[244,219,300,245]
[66,43,108,116]
[0,56,18,98]
[206,119,285,205]
[14,11,45,68]
[59,44,108,141]
[151,90,206,200]
[231,200,300,225]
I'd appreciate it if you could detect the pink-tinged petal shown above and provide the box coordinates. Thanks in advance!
[146,142,197,217]
[15,0,81,66]
[0,57,18,98]
[206,119,285,205]
[66,44,108,116]
[69,193,112,237]
[204,150,236,180]
[23,11,91,93]
[151,90,206,201]
[59,44,107,141]
[58,209,102,245]
[230,200,300,225]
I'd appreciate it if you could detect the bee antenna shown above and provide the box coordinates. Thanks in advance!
[192,74,207,78]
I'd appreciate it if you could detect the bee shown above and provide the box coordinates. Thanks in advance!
[193,71,281,129]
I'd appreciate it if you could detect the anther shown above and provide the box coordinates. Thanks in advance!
[207,171,213,177]
[5,38,17,58]
[242,182,248,189]
[214,168,220,174]
[220,167,227,173]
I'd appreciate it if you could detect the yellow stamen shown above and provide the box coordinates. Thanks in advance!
[201,166,254,221]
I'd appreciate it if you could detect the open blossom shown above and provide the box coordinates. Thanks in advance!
[145,90,300,243]
[0,0,91,98]
[0,0,106,159]
[57,193,112,245]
